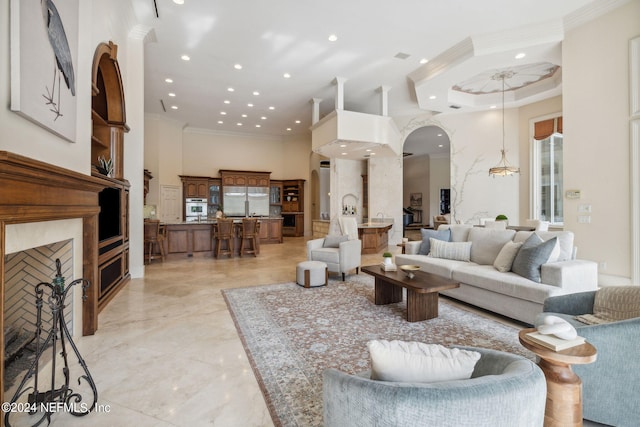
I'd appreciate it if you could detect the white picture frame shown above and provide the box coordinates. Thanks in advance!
[10,0,79,142]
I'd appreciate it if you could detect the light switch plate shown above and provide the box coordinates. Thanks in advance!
[578,215,591,224]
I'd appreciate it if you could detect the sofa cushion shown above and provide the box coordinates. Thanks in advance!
[395,254,475,279]
[439,224,474,242]
[429,239,472,262]
[452,264,564,304]
[368,340,481,383]
[467,227,516,265]
[493,241,523,272]
[514,231,574,261]
[418,228,451,255]
[512,235,558,282]
[323,235,348,248]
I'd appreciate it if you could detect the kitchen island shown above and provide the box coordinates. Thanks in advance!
[158,218,282,259]
[358,221,393,254]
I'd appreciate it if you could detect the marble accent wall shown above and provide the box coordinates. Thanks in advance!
[368,156,403,245]
[329,158,365,235]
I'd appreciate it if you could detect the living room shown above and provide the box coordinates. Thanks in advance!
[1,0,639,426]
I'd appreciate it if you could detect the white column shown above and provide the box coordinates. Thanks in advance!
[311,98,322,124]
[378,85,391,116]
[332,77,347,110]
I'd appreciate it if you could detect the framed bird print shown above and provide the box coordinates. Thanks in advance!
[10,0,79,142]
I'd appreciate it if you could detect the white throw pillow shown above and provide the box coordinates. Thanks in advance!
[368,340,481,383]
[429,238,472,262]
[493,241,523,272]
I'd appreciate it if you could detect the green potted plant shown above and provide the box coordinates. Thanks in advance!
[382,251,393,266]
[495,214,508,224]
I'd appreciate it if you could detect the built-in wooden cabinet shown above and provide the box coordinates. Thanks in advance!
[270,180,283,205]
[182,176,210,198]
[259,218,283,244]
[281,180,305,237]
[220,171,270,187]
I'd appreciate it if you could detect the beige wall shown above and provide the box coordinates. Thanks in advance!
[562,0,640,281]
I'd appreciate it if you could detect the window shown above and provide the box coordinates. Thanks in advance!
[531,116,563,225]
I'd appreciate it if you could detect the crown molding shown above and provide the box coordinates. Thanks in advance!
[564,0,633,31]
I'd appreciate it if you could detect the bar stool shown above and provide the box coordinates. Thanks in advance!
[144,219,165,264]
[239,218,259,257]
[213,218,234,258]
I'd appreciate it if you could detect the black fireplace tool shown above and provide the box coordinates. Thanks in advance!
[4,259,98,426]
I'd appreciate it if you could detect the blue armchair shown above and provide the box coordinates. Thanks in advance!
[538,291,640,427]
[323,347,546,427]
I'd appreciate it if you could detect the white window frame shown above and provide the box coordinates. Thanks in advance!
[530,113,564,226]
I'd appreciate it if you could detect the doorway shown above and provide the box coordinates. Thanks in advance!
[402,125,450,228]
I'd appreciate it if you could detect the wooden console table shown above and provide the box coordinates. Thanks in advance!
[519,328,597,427]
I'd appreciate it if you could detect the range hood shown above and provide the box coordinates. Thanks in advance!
[310,109,402,160]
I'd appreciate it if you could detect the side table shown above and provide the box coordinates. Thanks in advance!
[519,328,597,427]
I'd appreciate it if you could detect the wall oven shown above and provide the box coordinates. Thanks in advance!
[185,198,207,221]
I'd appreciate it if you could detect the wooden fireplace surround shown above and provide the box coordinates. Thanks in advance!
[0,151,111,405]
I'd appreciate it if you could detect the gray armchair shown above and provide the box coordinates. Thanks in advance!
[538,291,640,427]
[306,236,361,281]
[323,347,546,427]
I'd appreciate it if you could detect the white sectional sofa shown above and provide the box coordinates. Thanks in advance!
[395,225,598,325]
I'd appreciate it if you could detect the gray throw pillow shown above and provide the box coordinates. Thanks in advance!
[511,235,558,282]
[419,228,451,255]
[323,235,349,248]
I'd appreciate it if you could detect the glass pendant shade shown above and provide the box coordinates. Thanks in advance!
[489,72,520,177]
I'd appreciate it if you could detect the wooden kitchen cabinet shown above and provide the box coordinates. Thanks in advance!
[282,180,304,213]
[180,176,210,198]
[220,170,270,187]
[258,218,283,244]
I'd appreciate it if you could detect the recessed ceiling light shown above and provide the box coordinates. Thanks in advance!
[341,152,348,156]
[340,144,347,148]
[268,106,275,110]
[420,58,429,64]
[220,111,227,115]
[181,54,190,61]
[261,116,267,120]
[165,78,173,83]
[437,133,442,137]
[328,34,338,42]
[286,128,292,131]
[429,95,437,100]
[247,103,254,107]
[234,64,243,70]
[438,144,444,148]
[295,120,301,124]
[173,0,184,4]
[255,124,261,128]
[366,149,372,152]
[283,73,291,79]
[237,122,243,126]
[224,100,230,104]
[168,93,176,97]
[218,120,223,124]
[227,87,234,92]
[515,52,526,59]
[253,91,260,96]
[370,152,376,155]
[490,105,497,109]
[171,105,178,110]
[241,114,247,118]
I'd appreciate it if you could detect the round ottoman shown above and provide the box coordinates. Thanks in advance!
[296,261,328,288]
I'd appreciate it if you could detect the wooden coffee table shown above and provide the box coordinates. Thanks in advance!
[362,265,459,322]
[519,328,597,427]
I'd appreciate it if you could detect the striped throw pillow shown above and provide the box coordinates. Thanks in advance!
[429,238,472,262]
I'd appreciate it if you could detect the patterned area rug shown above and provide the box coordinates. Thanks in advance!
[223,274,530,427]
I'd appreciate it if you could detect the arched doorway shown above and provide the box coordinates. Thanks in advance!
[402,125,450,230]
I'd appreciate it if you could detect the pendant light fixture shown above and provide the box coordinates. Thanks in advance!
[489,71,520,177]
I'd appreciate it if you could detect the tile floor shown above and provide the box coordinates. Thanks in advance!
[5,237,607,426]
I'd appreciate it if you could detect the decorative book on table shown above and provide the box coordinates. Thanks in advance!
[379,262,397,272]
[525,331,585,351]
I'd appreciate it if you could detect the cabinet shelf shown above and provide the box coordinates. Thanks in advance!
[91,135,109,148]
